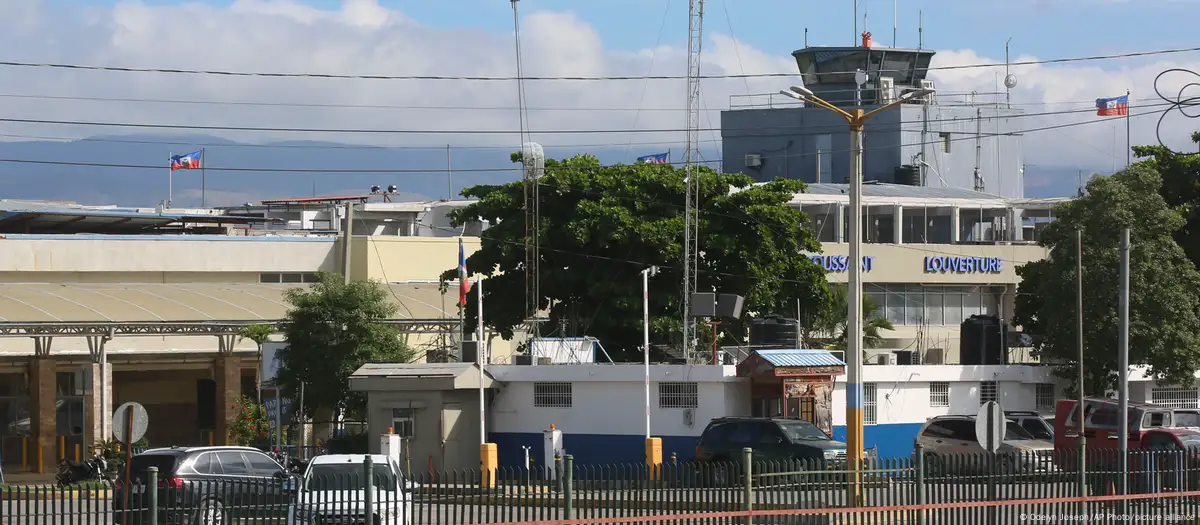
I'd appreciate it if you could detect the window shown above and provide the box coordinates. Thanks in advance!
[391,408,416,438]
[1150,387,1199,409]
[215,451,250,475]
[658,382,699,408]
[260,273,320,284]
[533,382,572,408]
[940,132,951,153]
[929,382,950,407]
[245,451,284,476]
[863,383,878,425]
[1035,384,1055,411]
[980,381,998,404]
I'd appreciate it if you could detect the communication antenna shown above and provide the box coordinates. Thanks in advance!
[682,0,705,361]
[512,0,540,336]
[1004,38,1017,109]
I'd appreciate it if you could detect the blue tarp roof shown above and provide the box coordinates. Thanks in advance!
[755,349,846,368]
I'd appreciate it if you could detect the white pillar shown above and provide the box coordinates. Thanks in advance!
[835,204,846,243]
[893,205,904,244]
[950,206,961,243]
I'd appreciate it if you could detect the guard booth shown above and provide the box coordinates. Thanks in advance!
[737,349,846,436]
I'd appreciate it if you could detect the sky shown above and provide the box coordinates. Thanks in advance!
[1,0,1199,196]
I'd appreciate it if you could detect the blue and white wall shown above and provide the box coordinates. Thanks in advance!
[830,364,1059,458]
[487,364,748,466]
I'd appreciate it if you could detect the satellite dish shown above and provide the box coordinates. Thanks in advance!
[854,69,869,87]
[1004,74,1018,89]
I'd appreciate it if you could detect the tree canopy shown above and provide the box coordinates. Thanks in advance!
[807,285,893,351]
[441,154,830,361]
[1132,133,1200,264]
[1013,164,1200,392]
[276,272,416,419]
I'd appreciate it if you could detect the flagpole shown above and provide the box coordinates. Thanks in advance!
[477,278,486,446]
[1125,89,1131,168]
[201,148,207,207]
[167,151,173,209]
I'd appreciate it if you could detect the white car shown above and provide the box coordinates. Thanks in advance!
[287,454,414,525]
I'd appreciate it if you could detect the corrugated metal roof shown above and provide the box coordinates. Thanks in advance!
[804,183,1000,200]
[352,363,477,378]
[0,282,452,322]
[756,349,846,368]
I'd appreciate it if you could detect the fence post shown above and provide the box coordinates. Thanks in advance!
[563,454,574,520]
[1076,439,1087,519]
[364,456,375,524]
[742,447,753,525]
[914,444,925,525]
[147,466,159,525]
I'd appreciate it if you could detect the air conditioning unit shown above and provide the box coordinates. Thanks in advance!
[924,348,945,364]
[877,77,896,104]
[744,154,763,168]
[874,353,897,365]
[919,79,936,104]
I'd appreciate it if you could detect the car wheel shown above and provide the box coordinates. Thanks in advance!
[195,498,226,525]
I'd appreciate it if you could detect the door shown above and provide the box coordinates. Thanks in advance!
[440,403,462,471]
[243,450,292,521]
[214,450,254,519]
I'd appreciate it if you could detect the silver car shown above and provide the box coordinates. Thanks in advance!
[916,415,1055,473]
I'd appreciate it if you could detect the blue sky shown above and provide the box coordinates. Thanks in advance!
[84,0,1200,60]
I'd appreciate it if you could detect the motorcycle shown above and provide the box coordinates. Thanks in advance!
[55,452,110,487]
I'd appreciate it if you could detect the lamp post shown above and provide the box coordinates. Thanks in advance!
[778,84,930,501]
[642,265,659,439]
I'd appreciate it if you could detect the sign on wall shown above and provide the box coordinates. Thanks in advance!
[809,255,876,272]
[922,256,1003,274]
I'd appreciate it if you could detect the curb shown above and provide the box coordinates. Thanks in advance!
[0,489,111,501]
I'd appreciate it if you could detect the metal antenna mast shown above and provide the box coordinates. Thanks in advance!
[511,0,540,335]
[682,0,705,361]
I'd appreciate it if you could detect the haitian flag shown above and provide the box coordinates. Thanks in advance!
[170,151,203,171]
[636,152,670,164]
[458,238,470,307]
[1095,95,1129,117]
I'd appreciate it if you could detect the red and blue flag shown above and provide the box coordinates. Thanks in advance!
[458,239,470,307]
[170,151,203,171]
[1096,95,1129,117]
[637,152,670,164]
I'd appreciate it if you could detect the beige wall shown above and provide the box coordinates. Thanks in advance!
[366,389,483,472]
[0,236,340,276]
[814,243,1048,284]
[352,236,482,282]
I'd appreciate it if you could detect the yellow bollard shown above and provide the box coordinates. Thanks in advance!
[58,435,65,460]
[75,443,81,463]
[21,437,27,471]
[480,443,499,489]
[645,437,663,481]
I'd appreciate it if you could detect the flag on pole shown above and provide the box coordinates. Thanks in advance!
[458,239,470,307]
[1095,95,1129,117]
[170,151,203,171]
[636,152,670,164]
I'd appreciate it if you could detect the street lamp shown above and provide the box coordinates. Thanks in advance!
[642,265,660,440]
[779,83,930,498]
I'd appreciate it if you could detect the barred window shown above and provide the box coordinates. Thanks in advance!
[864,383,878,425]
[1035,384,1055,411]
[390,408,415,438]
[533,382,572,408]
[1150,387,1199,409]
[980,381,998,404]
[658,382,699,408]
[929,382,950,407]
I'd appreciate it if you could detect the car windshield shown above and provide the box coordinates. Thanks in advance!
[778,421,831,441]
[305,463,397,492]
[1005,421,1037,441]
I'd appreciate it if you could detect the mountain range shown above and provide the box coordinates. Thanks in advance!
[0,135,1093,207]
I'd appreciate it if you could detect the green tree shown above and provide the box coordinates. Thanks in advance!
[1014,164,1200,393]
[808,284,894,351]
[440,153,830,361]
[1132,133,1200,263]
[275,272,415,421]
[236,323,277,405]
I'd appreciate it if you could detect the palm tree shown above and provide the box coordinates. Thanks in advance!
[812,285,894,352]
[236,324,277,405]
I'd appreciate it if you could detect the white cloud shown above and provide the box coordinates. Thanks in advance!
[0,0,1196,174]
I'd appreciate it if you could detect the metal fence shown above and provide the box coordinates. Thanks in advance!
[2,446,1198,524]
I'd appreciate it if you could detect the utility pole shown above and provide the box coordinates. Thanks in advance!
[1117,228,1130,514]
[682,0,705,361]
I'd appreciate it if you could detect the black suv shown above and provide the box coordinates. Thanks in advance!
[113,446,294,525]
[697,417,848,466]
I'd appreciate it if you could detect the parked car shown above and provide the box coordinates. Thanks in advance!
[915,415,1055,473]
[1005,410,1055,441]
[696,417,847,469]
[113,445,294,525]
[289,454,414,525]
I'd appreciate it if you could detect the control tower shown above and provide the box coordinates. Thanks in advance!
[721,32,1026,199]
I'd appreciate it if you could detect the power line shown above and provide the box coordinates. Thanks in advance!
[0,105,1169,173]
[0,101,1168,138]
[0,46,1194,81]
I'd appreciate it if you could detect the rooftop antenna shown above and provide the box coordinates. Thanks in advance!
[682,0,706,361]
[853,0,857,46]
[893,0,897,47]
[805,27,808,48]
[918,10,923,49]
[1004,38,1018,109]
[512,0,541,338]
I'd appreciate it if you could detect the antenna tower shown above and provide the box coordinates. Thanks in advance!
[512,0,540,335]
[682,0,705,361]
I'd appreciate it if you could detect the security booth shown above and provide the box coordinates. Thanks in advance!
[737,349,846,436]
